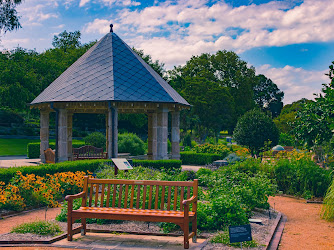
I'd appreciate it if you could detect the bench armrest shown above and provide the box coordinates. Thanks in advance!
[65,191,86,201]
[182,195,197,206]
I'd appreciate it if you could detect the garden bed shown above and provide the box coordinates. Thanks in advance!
[0,209,277,249]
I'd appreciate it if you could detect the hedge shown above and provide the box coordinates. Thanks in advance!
[0,160,105,184]
[132,159,182,172]
[27,142,85,159]
[180,151,222,165]
[0,159,182,184]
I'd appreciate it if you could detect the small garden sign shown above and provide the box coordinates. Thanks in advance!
[229,224,252,248]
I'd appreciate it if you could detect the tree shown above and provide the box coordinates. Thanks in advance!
[168,50,257,136]
[181,76,235,141]
[293,61,334,148]
[274,98,310,134]
[0,0,22,34]
[233,109,279,156]
[253,74,284,117]
[52,30,82,50]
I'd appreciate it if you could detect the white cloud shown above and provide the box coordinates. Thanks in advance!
[79,0,141,7]
[257,64,329,104]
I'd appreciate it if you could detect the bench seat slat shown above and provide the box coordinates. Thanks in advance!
[106,184,111,208]
[74,207,195,217]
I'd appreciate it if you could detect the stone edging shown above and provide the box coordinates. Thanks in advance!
[265,211,286,250]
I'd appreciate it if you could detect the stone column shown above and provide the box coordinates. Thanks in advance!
[147,112,158,160]
[58,109,68,162]
[107,107,118,158]
[157,108,168,160]
[67,112,73,161]
[171,111,180,160]
[40,110,50,163]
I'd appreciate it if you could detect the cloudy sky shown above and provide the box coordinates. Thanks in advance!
[1,0,334,104]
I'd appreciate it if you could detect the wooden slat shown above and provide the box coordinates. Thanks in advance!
[160,186,165,210]
[106,184,111,208]
[154,185,159,209]
[88,179,194,187]
[118,185,123,208]
[94,184,99,207]
[89,183,93,207]
[180,187,184,211]
[167,186,172,211]
[100,184,105,207]
[187,186,191,199]
[142,185,147,209]
[130,185,135,209]
[148,185,153,210]
[124,185,129,208]
[112,184,117,208]
[136,185,141,209]
[173,186,178,211]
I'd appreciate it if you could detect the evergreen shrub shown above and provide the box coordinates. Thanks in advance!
[180,151,221,165]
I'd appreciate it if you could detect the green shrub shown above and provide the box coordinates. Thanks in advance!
[27,142,85,158]
[279,132,295,146]
[118,133,146,156]
[84,132,106,150]
[182,134,192,147]
[11,220,62,235]
[132,160,181,173]
[210,231,258,247]
[194,143,230,158]
[180,151,221,165]
[0,159,105,184]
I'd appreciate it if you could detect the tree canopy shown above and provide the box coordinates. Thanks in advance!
[0,0,22,34]
[233,108,279,156]
[253,74,284,117]
[293,61,334,148]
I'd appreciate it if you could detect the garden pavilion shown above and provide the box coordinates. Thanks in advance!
[30,24,190,163]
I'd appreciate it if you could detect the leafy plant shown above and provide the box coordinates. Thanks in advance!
[210,230,258,247]
[118,133,146,156]
[11,220,62,236]
[84,132,106,150]
[322,177,334,221]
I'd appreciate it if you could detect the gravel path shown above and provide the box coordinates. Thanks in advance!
[269,196,334,250]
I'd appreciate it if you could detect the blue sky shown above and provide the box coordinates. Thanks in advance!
[1,0,334,104]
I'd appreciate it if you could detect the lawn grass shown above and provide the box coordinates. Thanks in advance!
[0,139,84,156]
[0,138,40,156]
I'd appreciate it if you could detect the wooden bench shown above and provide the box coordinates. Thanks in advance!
[73,145,107,160]
[65,176,198,249]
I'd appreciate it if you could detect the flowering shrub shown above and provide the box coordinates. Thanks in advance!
[0,171,90,211]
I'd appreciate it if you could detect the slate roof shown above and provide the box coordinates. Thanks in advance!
[31,32,190,106]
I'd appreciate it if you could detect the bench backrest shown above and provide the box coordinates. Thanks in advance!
[73,145,104,157]
[81,176,198,212]
[44,148,55,163]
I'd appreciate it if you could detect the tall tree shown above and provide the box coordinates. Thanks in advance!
[0,0,22,34]
[233,108,279,156]
[181,76,235,140]
[253,74,284,117]
[52,30,82,50]
[293,61,334,148]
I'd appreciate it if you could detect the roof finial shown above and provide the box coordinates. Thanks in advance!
[110,24,113,33]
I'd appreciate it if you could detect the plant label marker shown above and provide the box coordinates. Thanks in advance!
[229,224,252,247]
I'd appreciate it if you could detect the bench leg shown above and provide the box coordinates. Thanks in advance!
[67,216,73,241]
[82,218,87,235]
[184,224,189,249]
[192,216,197,243]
